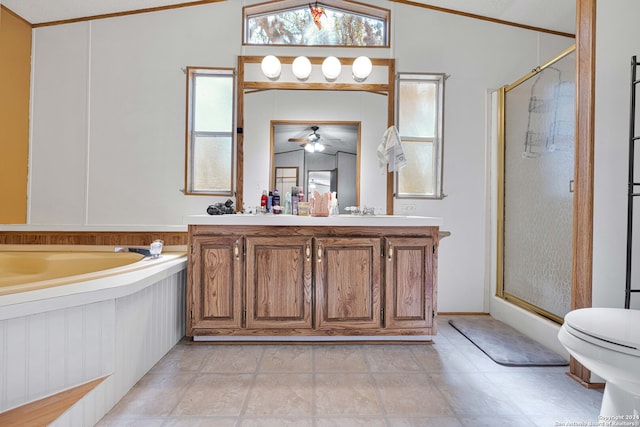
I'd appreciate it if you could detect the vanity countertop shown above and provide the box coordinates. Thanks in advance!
[183,214,443,227]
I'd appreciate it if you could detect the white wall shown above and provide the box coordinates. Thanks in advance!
[592,0,640,310]
[28,0,571,312]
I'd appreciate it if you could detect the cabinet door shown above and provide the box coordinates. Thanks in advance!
[384,237,434,329]
[187,235,243,334]
[315,237,381,330]
[245,236,313,329]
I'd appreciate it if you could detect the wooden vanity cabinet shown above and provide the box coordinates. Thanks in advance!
[186,224,439,338]
[245,236,313,330]
[384,237,435,329]
[187,235,244,334]
[315,237,382,330]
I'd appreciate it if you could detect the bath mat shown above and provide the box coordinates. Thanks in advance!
[449,317,568,367]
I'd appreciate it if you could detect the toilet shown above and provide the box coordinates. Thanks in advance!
[558,307,640,417]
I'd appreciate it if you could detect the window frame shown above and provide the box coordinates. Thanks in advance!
[395,72,446,200]
[242,0,390,47]
[184,66,236,196]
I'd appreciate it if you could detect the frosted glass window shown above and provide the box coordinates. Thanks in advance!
[396,73,445,199]
[185,68,235,195]
[243,0,389,47]
[194,76,233,132]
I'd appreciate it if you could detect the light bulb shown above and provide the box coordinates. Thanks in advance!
[261,55,281,80]
[322,56,342,81]
[292,56,312,80]
[352,56,372,82]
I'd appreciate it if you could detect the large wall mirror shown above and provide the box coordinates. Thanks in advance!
[236,56,395,214]
[271,120,360,213]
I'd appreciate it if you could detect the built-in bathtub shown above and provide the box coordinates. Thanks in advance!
[0,244,188,425]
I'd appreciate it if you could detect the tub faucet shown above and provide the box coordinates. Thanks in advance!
[115,247,152,257]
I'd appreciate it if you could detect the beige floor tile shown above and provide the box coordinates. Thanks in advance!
[315,373,383,416]
[243,373,313,416]
[239,417,314,426]
[201,344,263,373]
[149,343,213,373]
[162,417,238,426]
[171,373,253,416]
[387,417,464,427]
[314,345,368,372]
[372,372,454,417]
[106,373,195,417]
[363,344,423,372]
[315,416,388,426]
[259,344,313,372]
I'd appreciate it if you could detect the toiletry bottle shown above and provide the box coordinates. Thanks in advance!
[260,190,268,213]
[267,191,273,213]
[272,189,280,214]
[298,188,304,202]
[284,192,291,215]
[292,195,298,215]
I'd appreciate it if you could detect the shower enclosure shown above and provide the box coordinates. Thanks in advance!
[497,46,576,323]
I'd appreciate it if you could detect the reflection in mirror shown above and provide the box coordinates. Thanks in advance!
[308,170,336,195]
[274,167,298,192]
[272,121,359,213]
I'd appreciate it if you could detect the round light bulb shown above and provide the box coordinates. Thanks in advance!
[322,56,342,81]
[352,56,372,82]
[261,55,281,80]
[292,56,312,80]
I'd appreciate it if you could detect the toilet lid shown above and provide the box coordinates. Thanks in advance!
[564,308,640,351]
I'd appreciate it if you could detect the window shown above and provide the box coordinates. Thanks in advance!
[395,73,446,199]
[243,0,389,47]
[185,67,235,195]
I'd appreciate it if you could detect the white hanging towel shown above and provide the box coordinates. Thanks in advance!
[377,125,407,173]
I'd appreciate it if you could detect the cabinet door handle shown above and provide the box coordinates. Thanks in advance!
[388,242,393,261]
[317,243,322,262]
[234,240,240,260]
[305,242,311,262]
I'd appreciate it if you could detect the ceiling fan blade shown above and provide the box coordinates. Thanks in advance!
[288,137,309,142]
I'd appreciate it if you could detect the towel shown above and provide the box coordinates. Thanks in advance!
[377,126,407,173]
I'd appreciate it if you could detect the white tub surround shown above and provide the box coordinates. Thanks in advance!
[0,249,187,426]
[185,215,442,341]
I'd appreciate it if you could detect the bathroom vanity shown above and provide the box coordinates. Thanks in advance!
[183,214,442,341]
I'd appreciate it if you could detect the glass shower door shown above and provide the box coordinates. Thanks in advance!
[499,47,576,323]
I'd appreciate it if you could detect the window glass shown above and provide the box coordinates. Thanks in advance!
[185,68,235,195]
[194,76,233,132]
[244,1,389,47]
[396,73,445,199]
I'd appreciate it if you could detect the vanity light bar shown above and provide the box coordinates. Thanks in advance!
[261,55,372,82]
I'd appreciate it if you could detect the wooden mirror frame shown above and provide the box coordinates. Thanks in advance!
[235,55,395,213]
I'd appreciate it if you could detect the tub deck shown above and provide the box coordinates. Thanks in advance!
[0,245,186,296]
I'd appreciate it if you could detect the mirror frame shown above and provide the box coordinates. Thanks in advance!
[236,55,395,213]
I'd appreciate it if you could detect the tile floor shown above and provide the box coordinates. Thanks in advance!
[97,316,603,426]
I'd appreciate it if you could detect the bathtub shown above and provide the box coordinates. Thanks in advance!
[0,245,182,296]
[0,244,188,425]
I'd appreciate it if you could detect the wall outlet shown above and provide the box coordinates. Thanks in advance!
[400,203,416,214]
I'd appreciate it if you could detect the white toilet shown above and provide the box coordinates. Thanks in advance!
[558,307,640,417]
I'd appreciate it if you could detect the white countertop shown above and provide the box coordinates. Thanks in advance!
[0,224,188,232]
[184,214,442,227]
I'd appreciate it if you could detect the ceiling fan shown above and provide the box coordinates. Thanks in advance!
[288,125,326,152]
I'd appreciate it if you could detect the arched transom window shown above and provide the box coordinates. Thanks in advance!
[243,0,390,47]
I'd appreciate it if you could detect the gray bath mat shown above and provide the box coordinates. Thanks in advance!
[449,318,569,367]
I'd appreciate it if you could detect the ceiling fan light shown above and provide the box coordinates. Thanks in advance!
[322,56,342,81]
[261,55,281,80]
[352,56,372,82]
[292,56,312,80]
[316,143,325,152]
[304,143,315,152]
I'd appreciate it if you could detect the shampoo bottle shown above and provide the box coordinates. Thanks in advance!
[260,190,268,213]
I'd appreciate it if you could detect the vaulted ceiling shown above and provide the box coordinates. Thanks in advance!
[2,0,575,35]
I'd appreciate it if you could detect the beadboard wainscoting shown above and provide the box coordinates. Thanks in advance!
[0,266,186,425]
